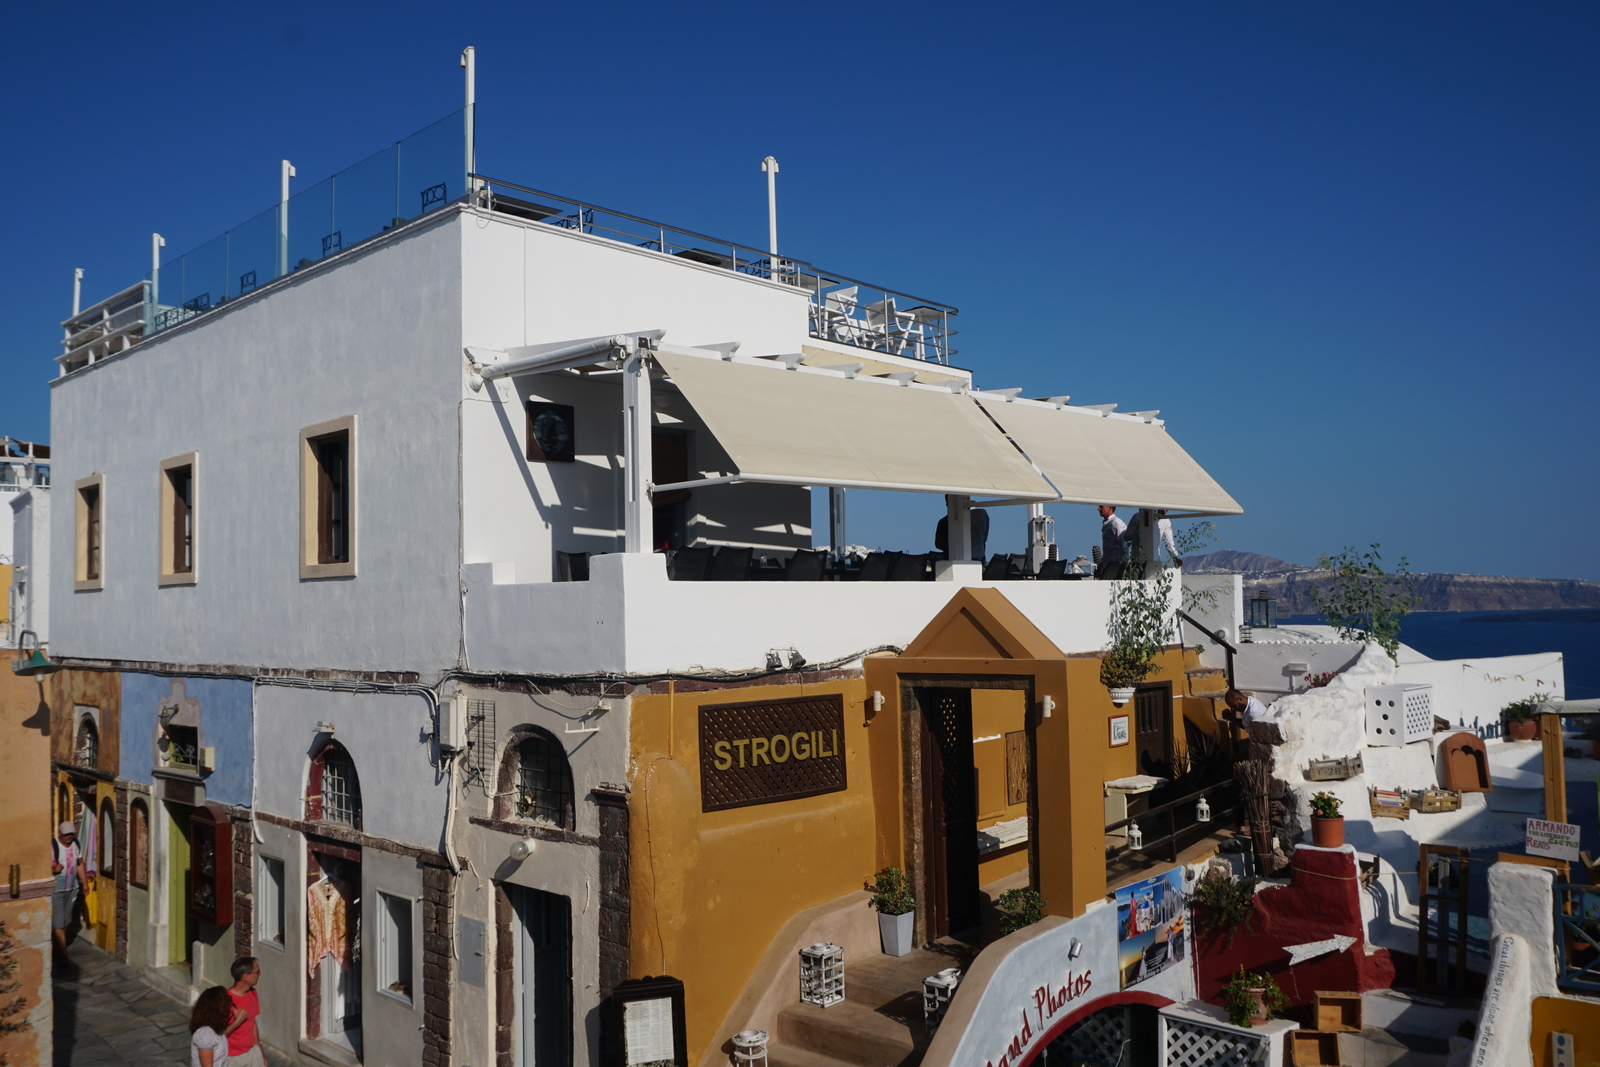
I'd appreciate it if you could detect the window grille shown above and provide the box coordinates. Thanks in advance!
[466,699,496,783]
[167,726,199,768]
[516,734,573,828]
[322,748,359,827]
[75,717,99,768]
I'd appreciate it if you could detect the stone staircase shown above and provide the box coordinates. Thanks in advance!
[768,944,975,1067]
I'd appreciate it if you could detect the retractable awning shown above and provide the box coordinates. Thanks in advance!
[653,350,1056,499]
[978,399,1243,515]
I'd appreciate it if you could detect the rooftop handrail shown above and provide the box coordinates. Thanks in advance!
[1105,777,1238,865]
[1178,609,1237,689]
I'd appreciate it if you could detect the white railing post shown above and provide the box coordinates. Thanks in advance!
[278,160,295,277]
[623,345,653,553]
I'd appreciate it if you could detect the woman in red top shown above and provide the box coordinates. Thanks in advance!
[225,956,264,1067]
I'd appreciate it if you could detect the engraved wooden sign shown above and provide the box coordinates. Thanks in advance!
[699,695,846,812]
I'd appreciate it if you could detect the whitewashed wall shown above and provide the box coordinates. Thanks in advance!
[49,217,464,671]
[254,686,446,851]
[463,554,1147,675]
[8,488,48,643]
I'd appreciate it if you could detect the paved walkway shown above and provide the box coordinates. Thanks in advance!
[52,935,194,1067]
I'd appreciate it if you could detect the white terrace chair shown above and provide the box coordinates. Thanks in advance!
[822,286,861,345]
[863,295,920,356]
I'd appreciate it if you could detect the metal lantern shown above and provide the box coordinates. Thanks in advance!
[1127,820,1143,851]
[923,968,962,1036]
[799,942,845,1008]
[732,1029,769,1067]
[1247,589,1277,630]
[1195,795,1211,822]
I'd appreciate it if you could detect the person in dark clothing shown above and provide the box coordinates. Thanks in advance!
[934,507,989,561]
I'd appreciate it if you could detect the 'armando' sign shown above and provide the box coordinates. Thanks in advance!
[699,695,846,812]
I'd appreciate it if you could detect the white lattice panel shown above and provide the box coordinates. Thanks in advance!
[1164,1018,1264,1067]
[1067,1008,1127,1063]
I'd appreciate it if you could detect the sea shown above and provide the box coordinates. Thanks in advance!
[1282,609,1599,700]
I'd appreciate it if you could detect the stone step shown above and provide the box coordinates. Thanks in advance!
[843,953,965,1012]
[777,998,923,1067]
[1185,667,1229,696]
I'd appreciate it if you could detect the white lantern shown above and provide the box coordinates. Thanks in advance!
[732,1029,769,1067]
[799,942,845,1008]
[922,968,962,1036]
[1128,820,1143,851]
[1196,795,1211,823]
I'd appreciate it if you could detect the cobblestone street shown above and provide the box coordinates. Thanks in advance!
[51,935,194,1067]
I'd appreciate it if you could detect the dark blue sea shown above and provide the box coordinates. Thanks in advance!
[1283,609,1599,700]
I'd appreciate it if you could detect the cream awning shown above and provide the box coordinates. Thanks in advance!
[980,399,1243,515]
[654,351,1056,498]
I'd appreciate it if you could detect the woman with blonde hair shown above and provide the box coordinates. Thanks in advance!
[189,985,234,1067]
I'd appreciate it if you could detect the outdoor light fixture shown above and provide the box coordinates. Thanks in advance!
[1196,795,1212,822]
[11,631,62,677]
[871,691,884,713]
[1041,695,1055,719]
[1068,938,1083,960]
[315,721,337,736]
[1127,820,1143,851]
[510,838,536,862]
[799,943,845,1008]
[1248,589,1277,630]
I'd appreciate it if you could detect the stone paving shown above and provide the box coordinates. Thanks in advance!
[51,935,195,1067]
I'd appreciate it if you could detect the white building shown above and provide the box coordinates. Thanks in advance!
[49,91,1263,1067]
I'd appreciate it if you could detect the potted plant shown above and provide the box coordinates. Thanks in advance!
[996,888,1047,934]
[1309,792,1344,848]
[1098,648,1150,707]
[1503,694,1550,742]
[1190,869,1260,947]
[866,867,916,957]
[1220,966,1289,1028]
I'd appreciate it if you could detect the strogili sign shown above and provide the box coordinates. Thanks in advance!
[1526,818,1581,862]
[700,696,846,811]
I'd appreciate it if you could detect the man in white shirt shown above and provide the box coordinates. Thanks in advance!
[1154,509,1181,567]
[51,821,89,955]
[1225,689,1270,725]
[1095,505,1128,579]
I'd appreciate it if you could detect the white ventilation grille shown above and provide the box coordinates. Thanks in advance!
[1364,685,1434,747]
[1164,1017,1266,1067]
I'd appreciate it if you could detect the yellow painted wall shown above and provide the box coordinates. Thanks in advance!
[973,689,1030,885]
[0,666,52,892]
[1532,996,1600,1066]
[628,677,879,1067]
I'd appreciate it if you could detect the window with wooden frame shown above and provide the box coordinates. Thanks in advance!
[159,453,197,584]
[74,473,105,590]
[129,800,150,888]
[299,415,357,578]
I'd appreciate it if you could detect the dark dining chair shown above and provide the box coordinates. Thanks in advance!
[708,545,755,581]
[668,546,713,581]
[890,552,929,581]
[982,554,1011,581]
[786,548,827,581]
[857,551,896,582]
[1037,558,1069,580]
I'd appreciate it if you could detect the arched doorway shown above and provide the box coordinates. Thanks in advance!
[1032,997,1163,1067]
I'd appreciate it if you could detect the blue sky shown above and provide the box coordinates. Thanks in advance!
[3,3,1595,579]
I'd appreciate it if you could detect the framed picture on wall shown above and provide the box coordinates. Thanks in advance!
[1109,715,1130,747]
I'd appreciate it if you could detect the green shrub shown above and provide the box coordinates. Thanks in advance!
[865,867,916,916]
[997,888,1047,934]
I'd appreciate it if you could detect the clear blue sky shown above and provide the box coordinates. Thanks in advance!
[3,3,1596,579]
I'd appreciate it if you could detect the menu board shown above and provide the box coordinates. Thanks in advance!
[623,997,676,1067]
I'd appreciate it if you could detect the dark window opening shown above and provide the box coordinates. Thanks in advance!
[313,432,351,564]
[167,465,193,573]
[74,716,98,768]
[81,484,101,580]
[515,735,574,828]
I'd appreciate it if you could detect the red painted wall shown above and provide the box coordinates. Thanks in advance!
[1195,845,1398,1006]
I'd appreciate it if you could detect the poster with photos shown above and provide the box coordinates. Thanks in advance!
[1115,868,1185,988]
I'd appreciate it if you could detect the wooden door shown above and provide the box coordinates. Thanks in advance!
[1133,683,1173,778]
[917,688,980,937]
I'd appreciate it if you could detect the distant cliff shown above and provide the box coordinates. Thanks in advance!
[1185,551,1600,614]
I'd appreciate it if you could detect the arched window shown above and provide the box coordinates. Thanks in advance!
[99,799,115,876]
[496,729,574,828]
[307,742,362,830]
[129,800,149,889]
[75,716,99,769]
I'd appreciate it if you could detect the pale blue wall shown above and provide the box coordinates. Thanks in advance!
[120,674,253,807]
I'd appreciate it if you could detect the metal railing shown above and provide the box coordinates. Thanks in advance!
[1105,779,1238,866]
[475,175,960,365]
[1178,610,1237,689]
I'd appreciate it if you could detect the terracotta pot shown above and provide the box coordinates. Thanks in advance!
[1247,988,1269,1025]
[1508,718,1537,741]
[1311,815,1345,848]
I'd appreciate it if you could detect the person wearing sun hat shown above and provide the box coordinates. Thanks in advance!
[51,820,89,955]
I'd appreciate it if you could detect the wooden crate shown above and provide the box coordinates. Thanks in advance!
[1291,1030,1341,1066]
[1370,789,1411,820]
[1314,990,1363,1033]
[1410,789,1462,813]
[1307,754,1364,782]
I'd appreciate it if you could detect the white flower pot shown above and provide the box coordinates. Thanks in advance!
[878,910,914,957]
[1109,687,1136,706]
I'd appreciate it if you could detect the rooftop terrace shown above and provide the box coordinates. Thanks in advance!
[58,109,959,374]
